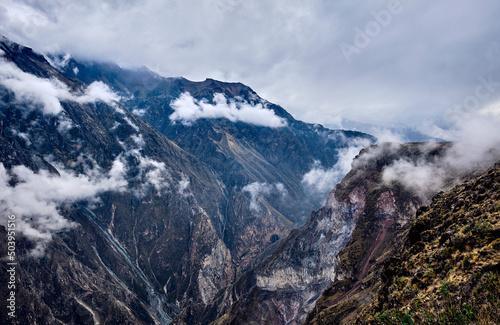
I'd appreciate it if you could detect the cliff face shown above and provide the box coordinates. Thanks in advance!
[210,142,457,325]
[0,37,228,324]
[0,38,373,324]
[53,54,374,276]
[306,157,500,325]
[352,163,500,324]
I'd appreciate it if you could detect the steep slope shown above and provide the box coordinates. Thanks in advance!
[0,37,237,323]
[209,142,464,325]
[0,37,374,324]
[306,158,499,324]
[51,56,376,276]
[352,162,500,324]
[51,56,376,278]
[55,57,374,225]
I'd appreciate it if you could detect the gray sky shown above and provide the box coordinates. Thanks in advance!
[1,0,500,138]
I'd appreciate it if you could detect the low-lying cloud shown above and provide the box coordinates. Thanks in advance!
[243,181,287,212]
[302,138,372,199]
[170,92,287,127]
[0,159,127,257]
[380,110,500,201]
[178,174,190,197]
[0,56,120,115]
[130,149,172,197]
[0,145,174,257]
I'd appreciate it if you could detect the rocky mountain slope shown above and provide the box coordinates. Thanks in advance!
[352,162,500,324]
[55,57,374,223]
[205,142,466,325]
[306,162,500,324]
[0,37,373,324]
[51,54,375,274]
[0,36,229,324]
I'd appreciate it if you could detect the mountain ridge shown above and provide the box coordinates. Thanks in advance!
[0,36,374,324]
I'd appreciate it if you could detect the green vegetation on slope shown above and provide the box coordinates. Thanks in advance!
[359,163,500,324]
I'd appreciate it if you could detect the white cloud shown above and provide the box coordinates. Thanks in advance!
[76,81,121,104]
[302,138,372,198]
[170,92,287,127]
[132,107,147,117]
[56,114,74,134]
[178,174,190,197]
[0,57,120,115]
[242,182,287,211]
[301,161,340,197]
[138,154,171,194]
[381,110,500,200]
[382,158,447,200]
[480,102,500,118]
[0,142,173,256]
[370,127,406,143]
[2,1,499,132]
[45,52,71,69]
[0,159,127,256]
[11,129,31,145]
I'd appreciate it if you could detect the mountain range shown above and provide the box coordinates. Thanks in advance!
[0,37,498,325]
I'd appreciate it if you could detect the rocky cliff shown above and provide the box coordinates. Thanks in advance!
[0,37,373,324]
[208,142,470,325]
[351,162,500,324]
[306,157,500,324]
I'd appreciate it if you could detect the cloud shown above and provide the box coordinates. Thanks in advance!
[178,174,190,197]
[170,92,287,127]
[0,142,173,256]
[134,151,172,196]
[0,57,120,115]
[0,159,127,256]
[302,137,372,198]
[382,158,447,200]
[2,1,500,133]
[132,107,148,117]
[381,109,500,201]
[45,52,71,69]
[370,127,406,143]
[242,182,287,212]
[301,161,341,197]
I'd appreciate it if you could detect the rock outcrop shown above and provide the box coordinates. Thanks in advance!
[210,142,459,325]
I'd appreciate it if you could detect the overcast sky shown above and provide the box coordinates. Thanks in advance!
[1,0,500,138]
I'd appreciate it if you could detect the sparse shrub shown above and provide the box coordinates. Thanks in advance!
[472,221,492,236]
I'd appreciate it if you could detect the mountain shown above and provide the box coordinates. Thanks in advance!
[210,142,499,325]
[49,54,374,273]
[327,120,445,143]
[0,36,228,324]
[308,162,500,324]
[54,57,374,223]
[0,37,373,324]
[5,37,495,325]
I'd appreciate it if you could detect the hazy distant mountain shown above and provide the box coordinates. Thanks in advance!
[326,119,445,143]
